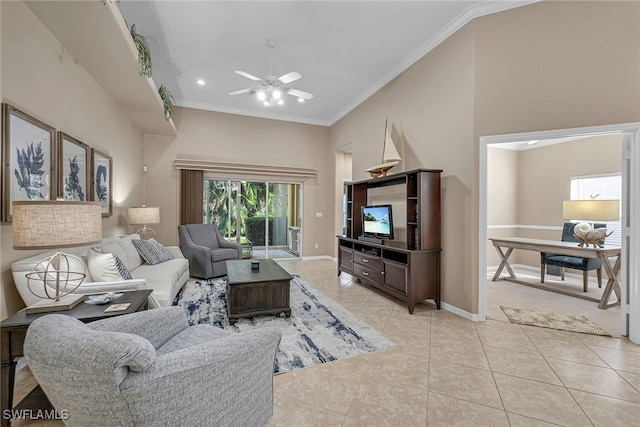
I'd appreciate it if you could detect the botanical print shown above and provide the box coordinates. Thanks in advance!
[3,106,55,221]
[60,135,88,201]
[92,149,112,216]
[14,140,46,200]
[95,164,108,203]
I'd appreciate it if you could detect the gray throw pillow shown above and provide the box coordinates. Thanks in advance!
[132,239,173,265]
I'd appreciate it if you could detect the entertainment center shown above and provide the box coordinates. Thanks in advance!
[337,169,442,313]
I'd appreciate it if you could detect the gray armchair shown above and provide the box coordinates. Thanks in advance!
[178,223,242,278]
[24,306,281,427]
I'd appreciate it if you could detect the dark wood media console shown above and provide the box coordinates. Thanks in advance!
[337,237,440,312]
[338,169,442,313]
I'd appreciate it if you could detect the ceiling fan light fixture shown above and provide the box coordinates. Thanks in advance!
[298,97,304,103]
[256,91,266,101]
[273,89,282,100]
[277,99,284,105]
[196,79,205,86]
[263,100,270,106]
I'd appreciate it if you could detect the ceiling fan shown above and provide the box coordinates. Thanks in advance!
[229,39,313,106]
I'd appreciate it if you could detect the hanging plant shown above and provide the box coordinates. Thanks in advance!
[129,23,153,78]
[158,85,175,121]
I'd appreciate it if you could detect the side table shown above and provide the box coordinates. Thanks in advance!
[1,289,152,427]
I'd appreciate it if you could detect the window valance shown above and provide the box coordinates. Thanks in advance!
[174,157,317,179]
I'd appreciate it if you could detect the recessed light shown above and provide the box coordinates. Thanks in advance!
[196,79,205,86]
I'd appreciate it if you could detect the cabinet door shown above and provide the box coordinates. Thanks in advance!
[339,247,354,271]
[383,259,408,295]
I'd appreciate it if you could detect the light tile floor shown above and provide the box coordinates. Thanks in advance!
[10,259,640,426]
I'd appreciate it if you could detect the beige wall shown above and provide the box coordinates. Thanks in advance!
[330,1,639,313]
[1,1,146,319]
[143,107,332,256]
[487,135,622,266]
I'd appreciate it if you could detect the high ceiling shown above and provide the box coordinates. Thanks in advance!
[118,1,533,126]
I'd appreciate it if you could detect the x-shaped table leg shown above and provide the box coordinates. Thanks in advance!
[492,246,516,281]
[597,253,622,309]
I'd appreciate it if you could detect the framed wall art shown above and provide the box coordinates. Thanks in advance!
[1,103,57,222]
[58,132,89,201]
[91,148,112,217]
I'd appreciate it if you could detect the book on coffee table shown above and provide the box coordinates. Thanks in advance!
[104,303,131,313]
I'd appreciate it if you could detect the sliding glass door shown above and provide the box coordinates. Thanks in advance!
[204,178,302,259]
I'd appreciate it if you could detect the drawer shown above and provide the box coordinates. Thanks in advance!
[354,263,383,286]
[354,251,382,271]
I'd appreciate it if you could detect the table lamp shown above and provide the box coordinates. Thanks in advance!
[12,201,102,313]
[128,205,160,240]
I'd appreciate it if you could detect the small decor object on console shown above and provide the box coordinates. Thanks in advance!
[572,222,613,248]
[365,118,401,178]
[251,259,260,270]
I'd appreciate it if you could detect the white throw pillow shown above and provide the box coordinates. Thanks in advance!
[87,247,133,281]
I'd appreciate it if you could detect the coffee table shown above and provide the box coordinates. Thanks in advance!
[0,289,152,427]
[225,259,292,325]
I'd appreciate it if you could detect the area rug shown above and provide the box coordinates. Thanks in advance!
[173,275,394,373]
[500,306,610,336]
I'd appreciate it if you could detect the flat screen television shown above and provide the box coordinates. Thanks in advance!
[361,204,394,240]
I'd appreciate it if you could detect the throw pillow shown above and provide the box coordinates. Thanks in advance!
[132,238,173,265]
[87,247,134,281]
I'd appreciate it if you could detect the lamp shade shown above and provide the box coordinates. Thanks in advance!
[128,206,160,225]
[562,200,620,221]
[12,201,102,250]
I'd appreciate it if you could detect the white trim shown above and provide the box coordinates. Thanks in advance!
[301,255,335,261]
[480,122,640,343]
[441,302,482,322]
[488,224,562,230]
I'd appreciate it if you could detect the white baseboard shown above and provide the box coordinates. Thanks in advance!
[301,255,335,261]
[441,302,483,322]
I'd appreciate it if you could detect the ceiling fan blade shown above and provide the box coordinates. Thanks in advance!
[229,88,254,96]
[234,70,262,81]
[278,72,301,84]
[287,88,313,100]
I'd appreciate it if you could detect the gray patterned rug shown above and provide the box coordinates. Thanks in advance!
[501,306,610,336]
[173,275,394,373]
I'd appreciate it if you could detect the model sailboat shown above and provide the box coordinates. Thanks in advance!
[365,119,401,178]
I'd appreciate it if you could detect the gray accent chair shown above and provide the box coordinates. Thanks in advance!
[178,224,242,278]
[24,306,281,427]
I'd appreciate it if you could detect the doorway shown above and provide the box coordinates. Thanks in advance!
[204,178,303,260]
[479,123,640,343]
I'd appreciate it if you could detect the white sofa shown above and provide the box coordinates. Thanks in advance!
[11,235,189,309]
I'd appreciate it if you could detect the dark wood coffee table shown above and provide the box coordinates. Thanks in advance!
[0,290,152,427]
[226,259,292,325]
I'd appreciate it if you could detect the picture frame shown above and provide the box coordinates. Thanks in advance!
[58,132,90,202]
[1,103,57,222]
[90,148,112,217]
